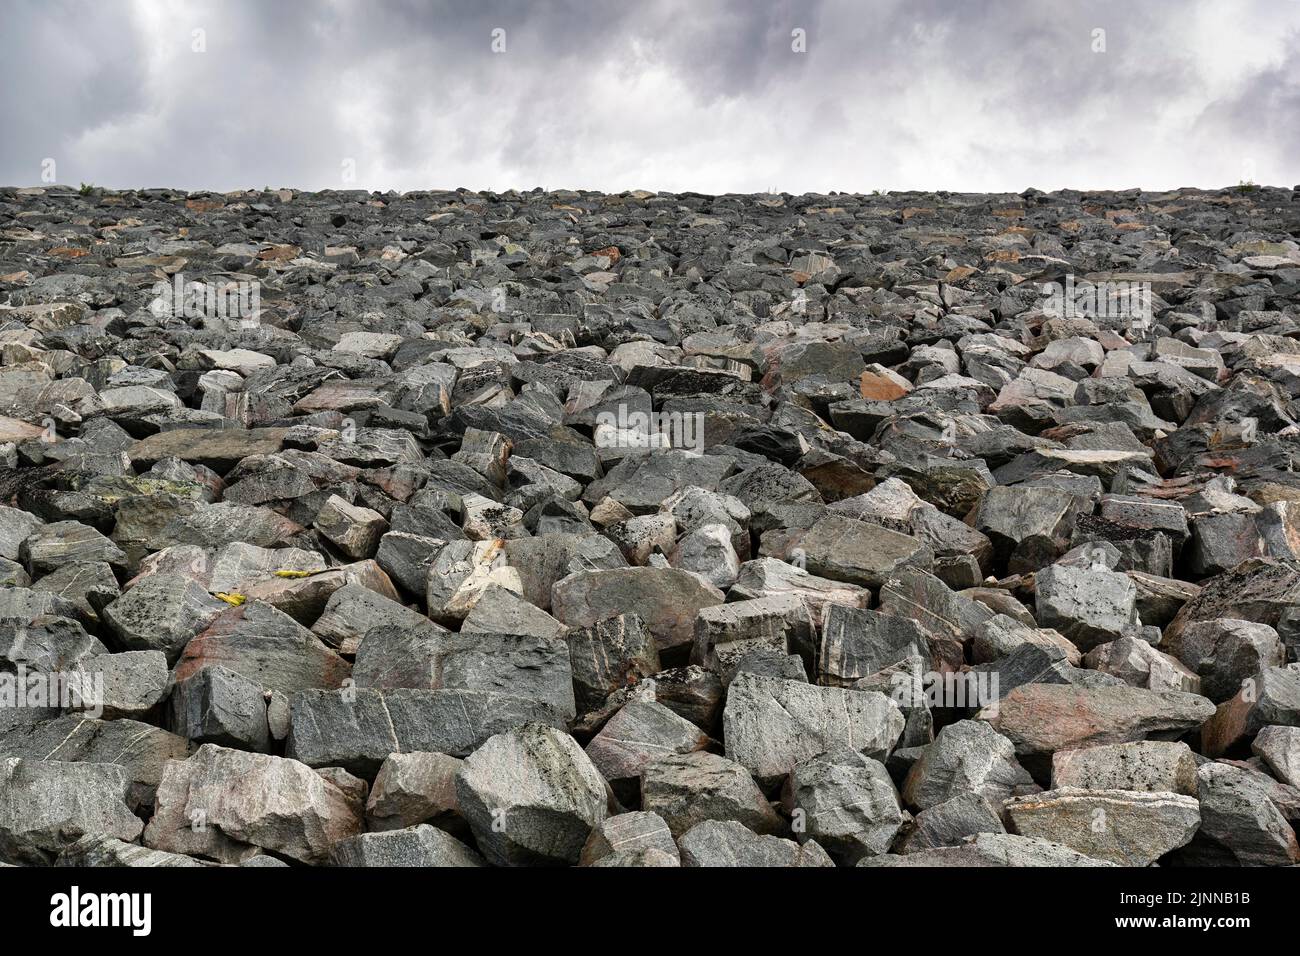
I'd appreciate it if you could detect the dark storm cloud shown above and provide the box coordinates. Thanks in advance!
[1,0,1297,193]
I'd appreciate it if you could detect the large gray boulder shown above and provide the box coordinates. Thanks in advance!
[329,825,485,867]
[0,715,191,811]
[1005,787,1200,866]
[1161,618,1286,703]
[902,719,1037,810]
[144,744,365,864]
[585,700,710,799]
[860,832,1116,867]
[455,723,608,866]
[1252,725,1300,788]
[552,566,724,662]
[795,514,933,589]
[782,748,906,862]
[0,758,143,864]
[365,751,463,832]
[640,750,783,838]
[1177,761,1300,866]
[579,811,680,866]
[1050,740,1199,795]
[723,673,905,785]
[287,687,565,776]
[897,792,1006,853]
[678,820,834,867]
[102,572,227,663]
[566,613,660,713]
[1033,565,1139,651]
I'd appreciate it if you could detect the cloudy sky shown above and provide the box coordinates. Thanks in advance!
[3,0,1298,194]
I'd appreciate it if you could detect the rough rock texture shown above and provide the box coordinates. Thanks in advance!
[584,699,710,799]
[1252,725,1300,788]
[782,748,907,862]
[897,792,1006,853]
[1175,762,1300,866]
[286,687,564,776]
[579,811,680,866]
[859,832,1116,867]
[3,182,1300,868]
[978,684,1215,776]
[455,723,607,866]
[329,825,485,867]
[0,715,191,811]
[640,750,783,837]
[723,673,904,784]
[365,751,463,832]
[168,665,271,752]
[0,758,143,864]
[902,719,1038,810]
[678,820,834,867]
[143,744,365,864]
[1005,787,1200,866]
[1051,740,1199,795]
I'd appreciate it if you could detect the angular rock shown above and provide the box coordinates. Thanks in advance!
[0,758,143,865]
[425,538,524,625]
[0,715,190,811]
[1178,761,1300,866]
[459,583,567,641]
[860,832,1115,867]
[314,494,388,559]
[585,700,710,799]
[565,613,660,714]
[287,687,564,776]
[579,811,680,866]
[55,835,210,868]
[552,566,724,662]
[669,523,740,589]
[173,600,351,696]
[310,581,431,655]
[817,605,931,687]
[1201,665,1300,756]
[365,751,463,832]
[795,514,933,589]
[782,748,907,862]
[978,684,1216,776]
[898,792,1006,853]
[168,665,271,752]
[1252,725,1300,788]
[723,673,905,785]
[1161,618,1285,703]
[144,744,365,864]
[694,594,814,669]
[1051,740,1199,795]
[71,650,170,719]
[1006,787,1199,866]
[102,572,227,663]
[1034,565,1139,651]
[730,557,871,627]
[455,723,607,866]
[1084,635,1202,694]
[902,720,1037,810]
[975,485,1084,573]
[330,825,484,867]
[640,750,783,837]
[677,820,833,867]
[21,520,126,574]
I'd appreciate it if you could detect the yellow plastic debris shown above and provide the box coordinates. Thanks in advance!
[273,569,314,578]
[214,592,246,606]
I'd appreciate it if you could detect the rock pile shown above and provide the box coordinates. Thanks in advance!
[1,182,1299,866]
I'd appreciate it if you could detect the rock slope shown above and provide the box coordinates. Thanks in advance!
[1,182,1299,866]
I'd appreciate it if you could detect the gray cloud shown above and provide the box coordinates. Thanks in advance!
[2,0,1297,193]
